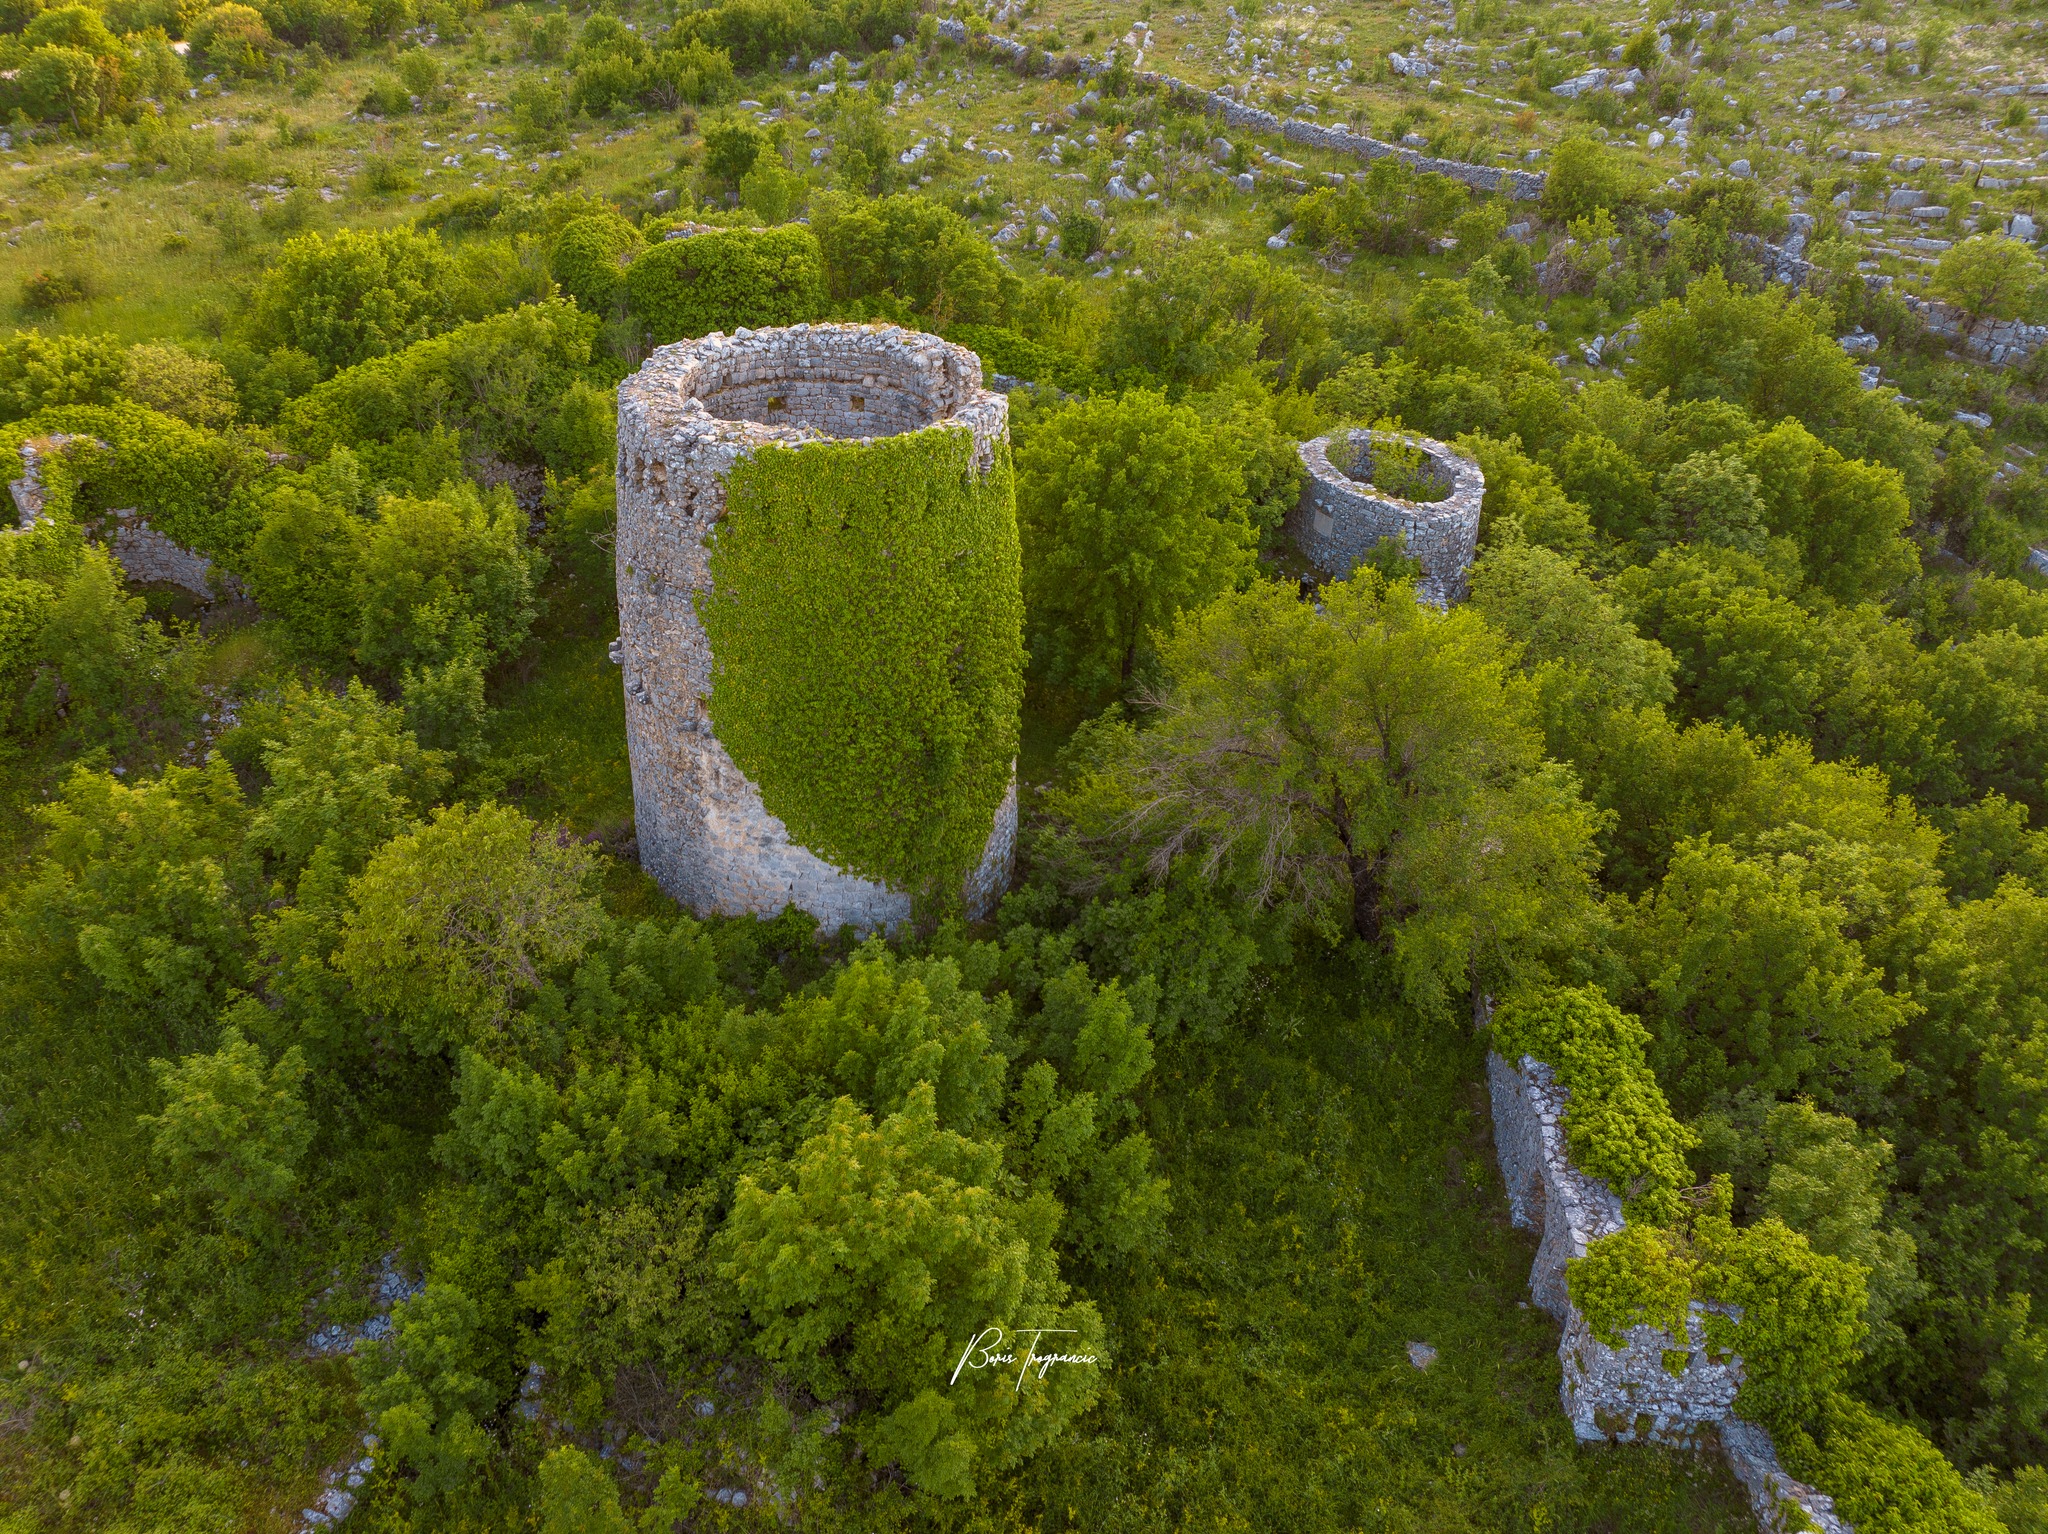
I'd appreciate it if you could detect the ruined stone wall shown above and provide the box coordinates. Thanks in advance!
[936,19,1547,201]
[1737,230,2048,371]
[1486,1036,1853,1534]
[613,323,1018,933]
[7,433,227,600]
[106,509,226,598]
[1287,430,1484,606]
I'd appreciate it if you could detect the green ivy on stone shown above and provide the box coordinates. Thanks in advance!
[700,423,1023,904]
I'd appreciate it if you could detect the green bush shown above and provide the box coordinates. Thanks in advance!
[352,481,543,677]
[277,300,601,469]
[946,324,1094,394]
[549,211,644,313]
[248,227,461,375]
[623,225,825,343]
[0,330,125,423]
[811,191,1019,326]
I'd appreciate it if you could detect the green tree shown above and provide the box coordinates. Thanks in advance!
[30,547,200,755]
[1932,234,2045,323]
[1757,1101,1922,1362]
[1541,136,1637,224]
[1551,431,1658,545]
[357,1281,500,1499]
[1458,433,1597,555]
[140,1026,312,1233]
[1742,419,1916,602]
[739,157,807,225]
[1083,575,1603,1007]
[1469,541,1675,767]
[249,228,460,375]
[1014,388,1254,692]
[336,801,603,1054]
[1612,838,1908,1113]
[1922,627,2048,814]
[17,45,103,131]
[1613,547,1825,740]
[352,482,542,676]
[1095,247,1265,394]
[246,679,448,886]
[240,485,366,665]
[701,114,768,186]
[537,1446,630,1534]
[1630,270,1937,506]
[718,1081,1105,1499]
[11,758,254,1046]
[1654,449,1769,555]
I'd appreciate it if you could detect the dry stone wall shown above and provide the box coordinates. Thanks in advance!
[1738,229,2048,371]
[1485,1033,1852,1534]
[1287,430,1484,606]
[7,433,227,599]
[936,19,1546,200]
[613,322,1018,933]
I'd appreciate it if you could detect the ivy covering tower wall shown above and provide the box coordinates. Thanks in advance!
[613,322,1020,931]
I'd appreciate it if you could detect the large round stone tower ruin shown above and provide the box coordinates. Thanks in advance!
[613,323,1020,933]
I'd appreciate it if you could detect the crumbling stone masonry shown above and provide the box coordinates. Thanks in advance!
[1485,1021,1853,1534]
[1287,429,1485,606]
[613,323,1019,932]
[7,434,227,599]
[935,19,1548,200]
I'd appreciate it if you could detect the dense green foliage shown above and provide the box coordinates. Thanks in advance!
[702,426,1023,901]
[4,12,2048,1528]
[624,225,825,343]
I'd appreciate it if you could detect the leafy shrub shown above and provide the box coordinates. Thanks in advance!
[239,482,366,663]
[277,299,600,468]
[1541,136,1639,224]
[188,2,277,76]
[623,225,824,343]
[549,211,644,313]
[945,323,1094,394]
[1290,159,1468,256]
[0,330,125,422]
[812,191,1019,327]
[121,344,238,429]
[1569,1222,1697,1348]
[19,268,87,312]
[351,480,543,677]
[141,1026,312,1233]
[248,227,461,375]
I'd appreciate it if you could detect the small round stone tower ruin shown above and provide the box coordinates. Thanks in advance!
[613,323,1021,933]
[1288,428,1485,606]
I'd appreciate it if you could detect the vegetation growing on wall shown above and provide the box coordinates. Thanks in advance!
[701,423,1023,902]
